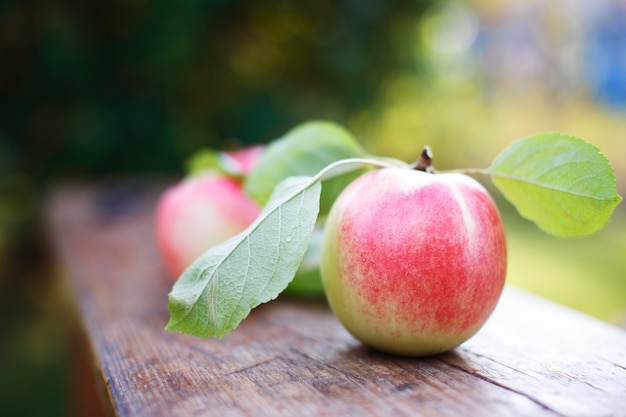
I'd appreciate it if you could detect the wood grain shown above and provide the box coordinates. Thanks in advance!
[46,179,626,417]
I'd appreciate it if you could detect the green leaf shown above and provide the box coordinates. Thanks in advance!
[166,175,322,337]
[244,120,368,215]
[185,148,242,178]
[488,132,622,237]
[166,157,397,338]
[284,224,326,296]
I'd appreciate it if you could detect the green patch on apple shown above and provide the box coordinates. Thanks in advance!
[163,121,622,356]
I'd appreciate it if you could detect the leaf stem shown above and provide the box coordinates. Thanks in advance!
[442,167,546,184]
[313,157,408,182]
[445,167,560,184]
[441,168,490,176]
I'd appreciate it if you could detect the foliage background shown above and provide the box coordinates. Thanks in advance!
[1,0,625,416]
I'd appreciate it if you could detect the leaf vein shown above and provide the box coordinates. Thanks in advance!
[490,171,616,200]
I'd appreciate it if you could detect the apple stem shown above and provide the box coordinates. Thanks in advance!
[411,146,434,173]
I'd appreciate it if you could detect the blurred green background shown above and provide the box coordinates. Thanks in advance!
[1,0,624,415]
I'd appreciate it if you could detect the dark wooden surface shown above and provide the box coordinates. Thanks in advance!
[46,179,626,417]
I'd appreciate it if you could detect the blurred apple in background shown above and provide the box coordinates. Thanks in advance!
[155,146,263,279]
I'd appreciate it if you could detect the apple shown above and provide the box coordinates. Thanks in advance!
[155,146,263,279]
[227,146,264,174]
[320,167,507,356]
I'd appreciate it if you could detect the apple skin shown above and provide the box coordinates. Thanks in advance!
[320,168,507,356]
[155,147,262,279]
[227,145,264,174]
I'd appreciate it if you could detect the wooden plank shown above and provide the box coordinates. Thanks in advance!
[46,180,626,417]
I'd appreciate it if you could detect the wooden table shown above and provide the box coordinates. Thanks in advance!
[46,179,626,417]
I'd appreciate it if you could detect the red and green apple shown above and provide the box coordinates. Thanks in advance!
[320,167,507,356]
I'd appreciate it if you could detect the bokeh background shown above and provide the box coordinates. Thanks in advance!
[1,0,625,415]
